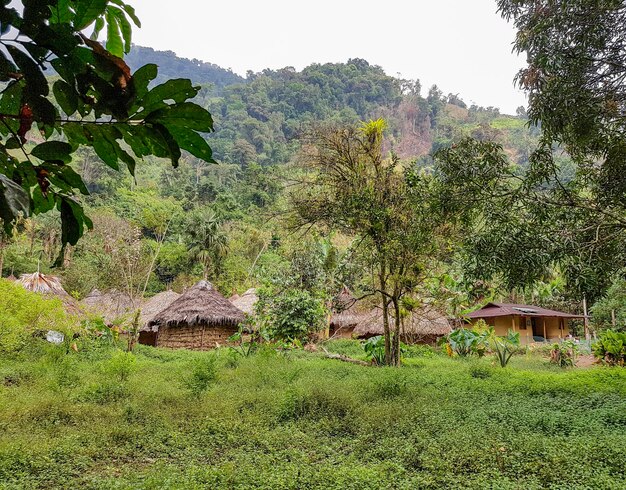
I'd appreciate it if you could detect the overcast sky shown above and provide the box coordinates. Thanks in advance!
[130,0,527,114]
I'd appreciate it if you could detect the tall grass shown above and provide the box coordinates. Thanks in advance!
[0,339,624,488]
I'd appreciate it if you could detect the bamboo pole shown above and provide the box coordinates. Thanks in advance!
[543,318,547,340]
[511,316,516,333]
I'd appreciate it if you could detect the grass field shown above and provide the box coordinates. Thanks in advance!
[1,339,625,489]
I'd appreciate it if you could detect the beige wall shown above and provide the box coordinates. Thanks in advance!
[469,315,570,344]
[157,324,238,350]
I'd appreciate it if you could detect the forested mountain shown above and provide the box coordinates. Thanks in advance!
[1,46,542,308]
[125,45,245,90]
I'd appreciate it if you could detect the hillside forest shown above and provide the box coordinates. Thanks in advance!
[4,44,588,321]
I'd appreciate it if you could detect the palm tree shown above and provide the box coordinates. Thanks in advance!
[185,210,228,280]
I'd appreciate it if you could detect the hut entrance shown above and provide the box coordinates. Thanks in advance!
[138,331,158,347]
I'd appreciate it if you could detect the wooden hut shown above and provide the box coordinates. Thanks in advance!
[137,290,180,346]
[464,303,584,344]
[329,286,373,339]
[146,280,245,350]
[230,288,258,316]
[81,289,135,325]
[16,272,82,316]
[353,305,451,344]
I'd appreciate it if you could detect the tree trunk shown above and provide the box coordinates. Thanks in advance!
[392,295,401,366]
[379,259,391,365]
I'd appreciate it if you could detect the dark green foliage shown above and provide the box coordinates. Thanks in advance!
[257,288,327,342]
[0,1,215,252]
[125,45,245,90]
[185,354,218,397]
[593,330,626,367]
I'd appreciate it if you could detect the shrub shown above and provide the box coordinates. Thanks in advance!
[185,355,218,397]
[444,327,488,357]
[257,288,327,342]
[469,364,492,379]
[0,280,74,355]
[362,335,385,365]
[488,329,520,367]
[102,351,137,382]
[550,340,578,368]
[592,330,626,366]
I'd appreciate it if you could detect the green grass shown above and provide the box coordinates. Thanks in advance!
[1,339,625,489]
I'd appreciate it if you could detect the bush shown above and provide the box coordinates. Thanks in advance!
[257,288,327,342]
[488,329,520,367]
[101,351,137,381]
[444,327,488,357]
[550,340,578,368]
[0,280,75,355]
[185,355,218,397]
[592,330,626,366]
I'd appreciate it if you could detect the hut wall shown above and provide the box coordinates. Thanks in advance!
[156,324,238,350]
[470,315,569,344]
[330,325,355,339]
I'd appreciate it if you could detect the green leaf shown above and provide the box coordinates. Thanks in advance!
[150,123,181,167]
[31,141,73,163]
[165,125,215,163]
[147,102,214,132]
[53,79,78,116]
[59,196,92,246]
[111,0,141,27]
[110,6,132,54]
[73,0,108,30]
[105,8,123,58]
[7,45,48,96]
[131,63,158,103]
[133,79,199,116]
[0,174,30,228]
[0,51,17,82]
[91,16,105,40]
[87,125,119,170]
[43,164,89,195]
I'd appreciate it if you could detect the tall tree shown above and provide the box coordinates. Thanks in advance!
[292,120,449,365]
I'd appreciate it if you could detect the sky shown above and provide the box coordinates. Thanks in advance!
[130,0,527,114]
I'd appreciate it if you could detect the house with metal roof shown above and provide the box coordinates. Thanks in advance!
[463,303,584,343]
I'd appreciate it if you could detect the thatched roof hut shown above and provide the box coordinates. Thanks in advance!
[139,290,180,328]
[81,289,136,325]
[16,272,82,316]
[229,288,258,315]
[147,280,245,350]
[329,286,373,339]
[353,305,451,344]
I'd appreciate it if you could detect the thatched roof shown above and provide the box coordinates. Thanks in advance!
[16,272,83,315]
[139,290,180,330]
[147,280,245,332]
[330,286,372,329]
[230,288,258,315]
[81,289,136,324]
[353,305,451,340]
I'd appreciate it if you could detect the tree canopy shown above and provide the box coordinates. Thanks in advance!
[0,0,215,261]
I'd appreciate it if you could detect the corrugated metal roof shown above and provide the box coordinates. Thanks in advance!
[465,302,584,319]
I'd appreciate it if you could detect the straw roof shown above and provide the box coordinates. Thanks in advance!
[81,289,136,324]
[330,286,372,329]
[353,305,451,340]
[16,272,82,315]
[230,288,258,315]
[139,290,180,330]
[147,280,245,332]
